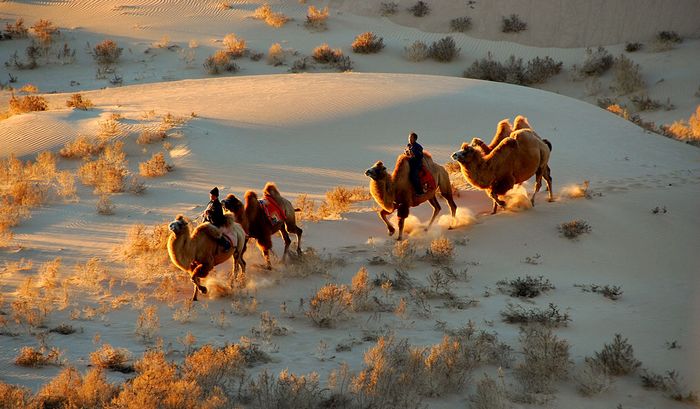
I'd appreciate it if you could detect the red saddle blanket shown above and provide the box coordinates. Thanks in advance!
[418,165,436,195]
[259,194,285,226]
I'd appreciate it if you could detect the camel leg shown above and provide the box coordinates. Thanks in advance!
[425,197,441,231]
[488,190,506,214]
[445,195,458,229]
[378,209,395,236]
[544,166,554,202]
[396,204,410,241]
[532,169,544,206]
[190,262,212,301]
[287,224,303,255]
[279,227,292,263]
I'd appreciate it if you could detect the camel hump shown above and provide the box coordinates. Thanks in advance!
[263,182,281,199]
[244,190,258,208]
[193,222,222,240]
[489,137,519,157]
[513,115,532,131]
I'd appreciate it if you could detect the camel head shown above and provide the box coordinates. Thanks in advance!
[221,194,243,213]
[365,161,388,181]
[452,143,480,164]
[169,215,189,235]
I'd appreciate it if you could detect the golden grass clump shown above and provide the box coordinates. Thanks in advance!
[135,305,160,342]
[351,32,385,54]
[183,344,247,396]
[31,19,58,48]
[19,84,38,93]
[427,236,454,264]
[296,186,369,221]
[306,283,353,327]
[96,194,115,215]
[66,93,93,110]
[8,93,48,114]
[204,50,239,74]
[223,33,247,57]
[136,129,167,145]
[253,3,290,28]
[59,135,105,159]
[14,346,63,367]
[35,367,117,409]
[662,106,700,142]
[120,222,171,259]
[350,266,371,311]
[78,141,127,194]
[267,43,286,66]
[305,6,329,30]
[90,344,133,372]
[392,239,416,268]
[4,18,29,38]
[92,39,123,66]
[139,152,173,177]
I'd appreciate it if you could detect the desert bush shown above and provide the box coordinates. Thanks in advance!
[252,311,289,340]
[8,93,47,114]
[575,46,613,77]
[625,42,643,52]
[426,236,454,264]
[66,93,93,110]
[351,266,372,311]
[380,1,399,16]
[501,302,570,327]
[575,283,623,300]
[92,39,123,66]
[253,4,290,28]
[497,275,554,298]
[558,219,591,239]
[90,344,133,373]
[450,16,472,32]
[470,374,509,409]
[136,129,167,144]
[423,336,473,395]
[78,142,127,194]
[306,284,352,327]
[135,305,160,342]
[408,1,430,17]
[661,105,700,141]
[288,56,312,73]
[653,30,682,50]
[183,344,247,399]
[60,135,105,158]
[429,36,459,62]
[31,19,59,50]
[139,152,173,177]
[392,239,416,268]
[204,50,239,74]
[267,43,286,66]
[404,40,429,62]
[630,94,667,111]
[351,336,426,408]
[312,43,343,64]
[223,33,247,57]
[35,367,117,409]
[305,6,329,31]
[352,32,385,54]
[464,53,561,85]
[525,56,563,84]
[502,14,527,33]
[14,346,63,367]
[587,333,641,376]
[514,325,571,394]
[4,18,29,39]
[641,369,699,403]
[612,54,645,95]
[575,361,612,396]
[0,382,31,407]
[250,369,325,409]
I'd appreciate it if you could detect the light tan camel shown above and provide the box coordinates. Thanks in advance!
[167,214,246,301]
[365,152,457,240]
[452,128,553,214]
[470,115,538,154]
[221,182,302,270]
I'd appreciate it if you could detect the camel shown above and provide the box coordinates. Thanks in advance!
[365,152,457,241]
[452,128,553,214]
[470,115,537,154]
[167,214,246,301]
[221,182,302,270]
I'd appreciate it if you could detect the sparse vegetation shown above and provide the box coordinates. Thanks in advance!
[575,361,612,396]
[60,135,105,158]
[661,105,700,142]
[305,6,329,31]
[250,369,325,409]
[514,325,571,394]
[352,32,385,54]
[426,236,454,264]
[502,14,527,33]
[252,3,290,28]
[306,284,352,328]
[497,275,554,298]
[641,369,699,403]
[139,152,173,177]
[630,94,674,111]
[66,93,93,110]
[4,18,29,39]
[15,346,63,367]
[404,40,429,62]
[90,344,133,373]
[78,141,127,194]
[379,2,399,16]
[558,219,591,239]
[587,334,641,376]
[223,33,247,57]
[574,283,623,300]
[625,42,643,52]
[470,374,509,409]
[450,16,472,32]
[464,53,562,85]
[267,43,287,66]
[501,302,571,327]
[653,30,682,50]
[574,46,614,78]
[408,1,430,17]
[135,305,160,342]
[311,44,353,71]
[204,50,239,74]
[8,93,48,115]
[92,39,123,66]
[612,54,645,95]
[428,37,459,62]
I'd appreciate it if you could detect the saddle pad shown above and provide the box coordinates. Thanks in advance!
[259,195,286,226]
[418,165,436,193]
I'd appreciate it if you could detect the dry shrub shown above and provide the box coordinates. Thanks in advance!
[612,54,645,95]
[4,18,29,39]
[8,93,47,114]
[96,194,115,215]
[350,266,371,311]
[305,6,329,30]
[66,93,93,110]
[450,16,472,32]
[351,336,426,408]
[379,2,398,16]
[586,333,641,376]
[204,50,239,74]
[296,186,368,221]
[502,14,527,33]
[267,43,286,66]
[31,19,59,49]
[575,361,612,396]
[464,53,561,85]
[14,346,63,367]
[253,4,290,28]
[661,105,700,141]
[352,32,385,54]
[250,369,325,409]
[78,141,127,194]
[120,222,170,260]
[642,369,699,403]
[306,284,352,327]
[0,382,31,407]
[470,374,509,409]
[137,129,167,144]
[92,39,123,66]
[312,43,343,64]
[392,239,416,268]
[497,275,554,298]
[223,33,247,57]
[429,37,459,62]
[575,47,613,77]
[408,1,430,17]
[424,336,473,395]
[514,325,571,395]
[19,83,38,93]
[183,344,247,399]
[427,236,454,264]
[558,219,591,239]
[60,135,105,158]
[139,152,173,177]
[404,40,429,62]
[501,302,570,327]
[35,367,117,409]
[90,344,133,373]
[135,305,160,342]
[653,30,682,51]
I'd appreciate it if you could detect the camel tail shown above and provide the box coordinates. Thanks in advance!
[543,139,552,152]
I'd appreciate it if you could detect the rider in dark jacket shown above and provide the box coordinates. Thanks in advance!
[204,187,230,250]
[406,132,424,195]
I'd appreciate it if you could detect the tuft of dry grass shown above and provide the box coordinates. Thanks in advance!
[135,305,160,342]
[266,43,287,66]
[426,236,454,264]
[296,186,369,221]
[575,361,612,396]
[90,344,133,373]
[223,33,247,57]
[66,93,93,110]
[31,19,59,49]
[252,4,290,28]
[352,32,385,54]
[35,367,117,408]
[92,39,122,67]
[204,50,239,74]
[60,135,105,159]
[139,152,173,177]
[306,284,353,328]
[404,40,429,62]
[470,374,509,409]
[4,18,29,39]
[514,325,571,395]
[8,93,47,115]
[429,37,459,62]
[661,106,700,142]
[250,369,325,408]
[78,142,128,194]
[305,6,329,30]
[96,194,115,215]
[612,54,646,95]
[408,1,430,17]
[14,346,63,367]
[350,266,372,311]
[586,333,641,376]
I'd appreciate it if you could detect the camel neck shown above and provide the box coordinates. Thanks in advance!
[370,177,395,212]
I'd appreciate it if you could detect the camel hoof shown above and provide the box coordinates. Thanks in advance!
[198,285,208,294]
[448,226,454,230]
[388,229,395,237]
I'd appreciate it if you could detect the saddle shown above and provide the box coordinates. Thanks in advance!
[416,162,436,196]
[259,194,286,226]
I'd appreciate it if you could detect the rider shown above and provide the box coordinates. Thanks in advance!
[405,132,424,195]
[203,187,230,251]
